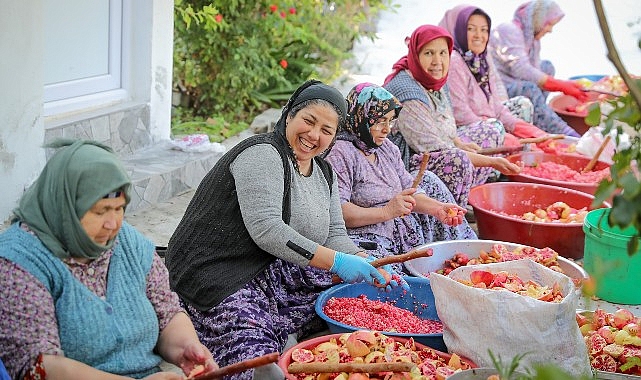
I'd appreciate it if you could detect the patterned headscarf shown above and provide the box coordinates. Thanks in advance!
[513,0,564,62]
[340,83,402,154]
[273,80,348,168]
[384,25,454,91]
[13,139,131,259]
[440,5,493,100]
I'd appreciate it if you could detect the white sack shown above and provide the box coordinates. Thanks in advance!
[430,259,591,377]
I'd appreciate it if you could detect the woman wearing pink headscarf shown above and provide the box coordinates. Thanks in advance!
[383,25,520,208]
[489,0,588,137]
[439,4,553,148]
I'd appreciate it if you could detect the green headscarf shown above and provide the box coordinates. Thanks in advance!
[13,139,132,259]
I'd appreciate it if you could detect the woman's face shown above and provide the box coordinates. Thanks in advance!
[286,103,338,165]
[370,110,396,147]
[80,193,126,246]
[535,18,560,40]
[467,14,489,55]
[418,37,450,79]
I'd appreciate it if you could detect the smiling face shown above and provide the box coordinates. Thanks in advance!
[286,102,339,172]
[418,37,450,80]
[467,14,489,55]
[80,193,126,246]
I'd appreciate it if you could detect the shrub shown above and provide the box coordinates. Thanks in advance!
[172,0,389,130]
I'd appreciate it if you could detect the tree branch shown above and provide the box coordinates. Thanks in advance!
[592,0,641,107]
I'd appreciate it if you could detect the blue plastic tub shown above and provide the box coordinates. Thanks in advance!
[569,74,606,82]
[315,276,446,351]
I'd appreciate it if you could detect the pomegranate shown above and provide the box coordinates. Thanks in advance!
[591,354,618,372]
[614,309,635,329]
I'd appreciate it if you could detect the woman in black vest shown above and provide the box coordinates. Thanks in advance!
[166,80,400,380]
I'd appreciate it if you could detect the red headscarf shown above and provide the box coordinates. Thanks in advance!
[383,25,453,91]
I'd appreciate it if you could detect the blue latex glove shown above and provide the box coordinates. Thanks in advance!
[378,262,411,292]
[330,252,386,286]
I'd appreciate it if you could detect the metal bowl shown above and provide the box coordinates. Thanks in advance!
[404,239,587,281]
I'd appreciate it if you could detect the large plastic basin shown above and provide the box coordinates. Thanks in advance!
[278,333,476,380]
[549,93,600,135]
[505,151,610,197]
[404,239,587,281]
[467,182,610,260]
[315,277,446,351]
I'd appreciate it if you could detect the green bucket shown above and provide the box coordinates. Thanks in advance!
[583,208,641,304]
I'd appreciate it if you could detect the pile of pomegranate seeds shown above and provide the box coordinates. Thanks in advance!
[520,161,609,183]
[322,295,443,334]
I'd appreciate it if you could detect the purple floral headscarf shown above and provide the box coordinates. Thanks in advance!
[339,83,402,155]
[513,0,564,64]
[440,5,493,100]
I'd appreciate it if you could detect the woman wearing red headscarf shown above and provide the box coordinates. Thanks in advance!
[383,25,520,208]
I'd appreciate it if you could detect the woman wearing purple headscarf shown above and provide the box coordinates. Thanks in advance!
[325,83,477,272]
[489,0,588,137]
[439,4,556,148]
[383,25,521,207]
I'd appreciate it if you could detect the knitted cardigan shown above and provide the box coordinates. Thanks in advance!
[165,132,333,311]
[0,222,161,378]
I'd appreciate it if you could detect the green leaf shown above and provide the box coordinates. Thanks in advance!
[585,102,602,126]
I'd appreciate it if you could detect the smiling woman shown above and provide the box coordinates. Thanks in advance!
[164,80,407,380]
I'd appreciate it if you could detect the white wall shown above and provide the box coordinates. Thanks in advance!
[0,1,47,226]
[0,0,175,226]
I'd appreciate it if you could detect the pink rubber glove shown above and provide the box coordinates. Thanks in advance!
[541,77,589,102]
[512,121,547,139]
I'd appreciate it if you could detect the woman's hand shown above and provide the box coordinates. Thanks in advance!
[433,203,466,226]
[490,157,521,175]
[175,341,218,377]
[384,188,417,218]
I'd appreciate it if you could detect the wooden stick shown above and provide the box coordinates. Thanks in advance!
[192,353,279,380]
[476,145,524,156]
[287,361,416,374]
[411,153,429,188]
[582,135,611,173]
[369,246,433,268]
[518,134,565,144]
[331,246,433,284]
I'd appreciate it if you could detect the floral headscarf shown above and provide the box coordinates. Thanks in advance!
[340,83,402,155]
[383,25,453,91]
[513,0,564,63]
[440,5,493,100]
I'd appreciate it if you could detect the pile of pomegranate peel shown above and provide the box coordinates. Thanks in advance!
[289,330,471,379]
[577,308,641,375]
[437,244,563,276]
[456,270,564,302]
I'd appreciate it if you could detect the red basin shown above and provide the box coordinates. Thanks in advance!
[505,151,610,197]
[549,93,600,135]
[468,182,610,260]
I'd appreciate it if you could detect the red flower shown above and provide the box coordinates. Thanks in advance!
[280,11,286,18]
[215,14,223,23]
[269,4,277,12]
[289,7,296,14]
[279,59,288,69]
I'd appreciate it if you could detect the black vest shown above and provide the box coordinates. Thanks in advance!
[165,132,333,310]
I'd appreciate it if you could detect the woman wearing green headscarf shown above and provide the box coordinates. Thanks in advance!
[0,140,217,379]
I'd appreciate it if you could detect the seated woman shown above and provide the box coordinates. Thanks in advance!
[439,4,552,148]
[489,0,588,137]
[165,80,399,380]
[325,83,477,271]
[383,24,521,207]
[0,140,217,380]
